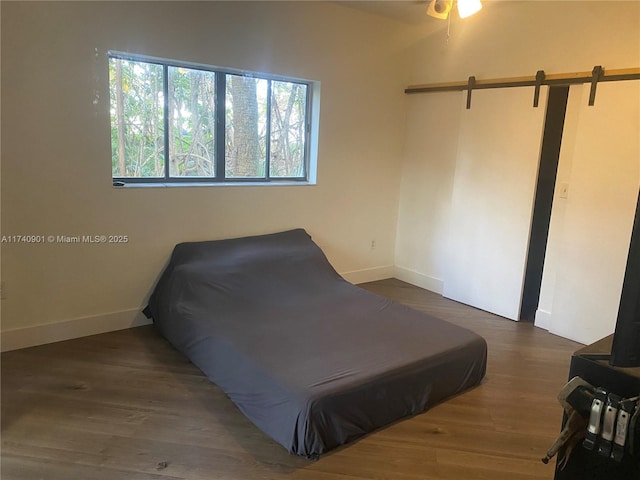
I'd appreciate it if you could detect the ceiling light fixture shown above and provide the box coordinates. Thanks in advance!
[427,0,482,20]
[426,0,453,19]
[457,0,483,18]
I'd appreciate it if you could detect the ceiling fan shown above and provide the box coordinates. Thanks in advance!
[427,0,482,19]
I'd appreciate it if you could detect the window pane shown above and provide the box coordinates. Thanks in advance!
[109,58,164,178]
[270,81,307,178]
[168,67,216,177]
[225,75,267,178]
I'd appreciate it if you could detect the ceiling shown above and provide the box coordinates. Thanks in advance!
[340,0,533,25]
[339,1,432,24]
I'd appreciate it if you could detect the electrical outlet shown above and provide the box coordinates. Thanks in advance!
[559,182,569,199]
[370,240,376,250]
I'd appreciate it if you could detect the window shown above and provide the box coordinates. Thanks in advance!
[109,53,316,185]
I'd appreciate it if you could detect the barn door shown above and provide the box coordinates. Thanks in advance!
[538,81,640,344]
[442,87,547,320]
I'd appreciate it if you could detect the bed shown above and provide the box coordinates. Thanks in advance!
[145,228,487,458]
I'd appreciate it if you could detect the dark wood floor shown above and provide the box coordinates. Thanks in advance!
[1,279,581,479]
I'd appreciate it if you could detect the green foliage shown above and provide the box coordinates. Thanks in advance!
[270,80,307,178]
[110,56,308,180]
[109,58,164,177]
[168,67,216,177]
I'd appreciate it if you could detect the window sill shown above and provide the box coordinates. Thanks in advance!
[112,181,316,188]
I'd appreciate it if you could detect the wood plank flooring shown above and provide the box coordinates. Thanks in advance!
[1,279,582,479]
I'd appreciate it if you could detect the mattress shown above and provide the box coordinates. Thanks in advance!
[146,229,487,458]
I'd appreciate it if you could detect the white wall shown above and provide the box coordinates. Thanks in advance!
[396,1,640,341]
[394,92,462,293]
[0,2,417,350]
[405,1,640,86]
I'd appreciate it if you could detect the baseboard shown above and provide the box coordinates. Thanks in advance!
[534,308,552,331]
[1,308,152,352]
[393,267,444,294]
[340,265,395,285]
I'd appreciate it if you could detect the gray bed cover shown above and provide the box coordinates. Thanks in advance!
[147,229,487,457]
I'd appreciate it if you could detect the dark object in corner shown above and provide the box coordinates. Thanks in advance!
[554,336,640,480]
[610,190,640,368]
